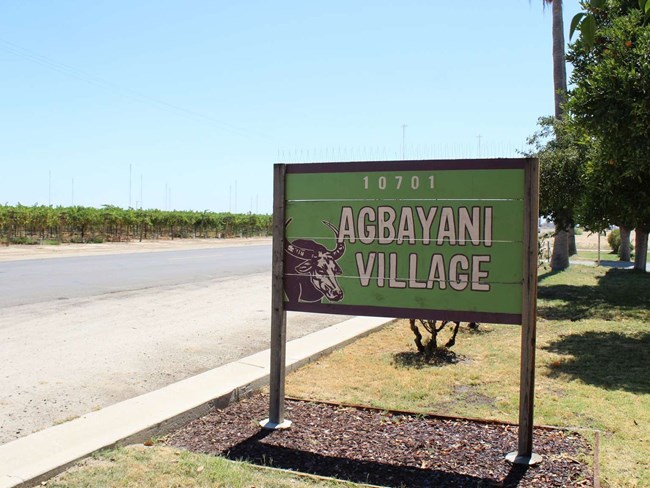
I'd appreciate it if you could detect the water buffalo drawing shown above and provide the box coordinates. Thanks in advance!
[284,219,345,304]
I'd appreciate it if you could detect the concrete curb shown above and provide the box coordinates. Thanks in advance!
[0,316,393,488]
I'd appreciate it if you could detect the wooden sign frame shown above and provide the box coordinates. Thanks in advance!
[262,158,540,464]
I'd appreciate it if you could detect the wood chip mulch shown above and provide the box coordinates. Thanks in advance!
[165,393,593,487]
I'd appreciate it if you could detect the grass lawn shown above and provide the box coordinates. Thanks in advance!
[49,265,649,487]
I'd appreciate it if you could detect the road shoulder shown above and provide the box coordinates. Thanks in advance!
[0,237,271,262]
[0,316,392,488]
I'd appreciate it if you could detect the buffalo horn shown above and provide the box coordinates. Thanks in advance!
[322,220,345,259]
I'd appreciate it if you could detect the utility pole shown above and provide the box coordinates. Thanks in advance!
[129,164,132,208]
[140,174,143,209]
[401,124,407,160]
[477,134,483,158]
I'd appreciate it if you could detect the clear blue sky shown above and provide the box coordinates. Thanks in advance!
[0,1,582,214]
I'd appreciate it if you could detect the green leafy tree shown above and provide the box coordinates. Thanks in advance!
[570,0,650,46]
[567,0,650,271]
[526,117,588,241]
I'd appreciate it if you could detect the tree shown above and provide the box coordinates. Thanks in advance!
[540,0,576,270]
[526,116,588,241]
[619,227,632,261]
[567,0,650,271]
[408,319,479,359]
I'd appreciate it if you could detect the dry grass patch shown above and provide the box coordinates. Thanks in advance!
[48,444,360,488]
[287,321,520,421]
[287,265,650,487]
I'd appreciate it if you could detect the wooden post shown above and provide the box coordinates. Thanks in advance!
[260,163,292,430]
[507,158,541,465]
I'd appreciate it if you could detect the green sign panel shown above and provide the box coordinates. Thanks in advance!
[281,159,531,325]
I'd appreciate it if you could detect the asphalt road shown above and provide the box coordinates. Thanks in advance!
[0,245,271,308]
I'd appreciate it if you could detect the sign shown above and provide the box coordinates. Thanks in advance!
[283,159,529,325]
[265,158,540,464]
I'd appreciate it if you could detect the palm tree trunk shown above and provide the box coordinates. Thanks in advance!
[548,0,574,264]
[551,0,567,120]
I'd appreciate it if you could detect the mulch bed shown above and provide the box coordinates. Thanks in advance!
[165,393,593,487]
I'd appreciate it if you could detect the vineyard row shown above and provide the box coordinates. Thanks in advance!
[0,204,273,244]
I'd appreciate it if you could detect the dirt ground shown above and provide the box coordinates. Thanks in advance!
[0,236,352,445]
[544,230,605,251]
[0,236,271,262]
[574,231,602,249]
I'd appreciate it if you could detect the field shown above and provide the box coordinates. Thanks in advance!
[540,229,650,264]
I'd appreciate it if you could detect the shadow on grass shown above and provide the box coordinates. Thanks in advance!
[543,331,650,394]
[225,430,530,488]
[392,349,463,369]
[537,268,650,321]
[395,323,489,370]
[538,269,563,282]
